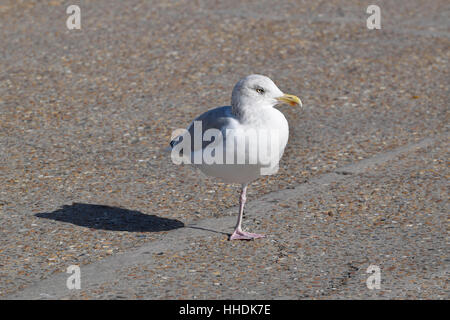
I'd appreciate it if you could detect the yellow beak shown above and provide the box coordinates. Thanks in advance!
[276,94,302,107]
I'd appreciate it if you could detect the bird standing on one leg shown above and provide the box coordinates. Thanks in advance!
[170,74,302,240]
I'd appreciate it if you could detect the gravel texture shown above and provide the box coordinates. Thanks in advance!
[6,137,448,299]
[0,0,448,299]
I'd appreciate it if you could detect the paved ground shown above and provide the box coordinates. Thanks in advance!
[0,0,448,299]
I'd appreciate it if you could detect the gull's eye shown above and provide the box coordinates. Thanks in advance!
[255,87,265,94]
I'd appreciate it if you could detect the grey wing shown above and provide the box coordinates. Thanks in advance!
[170,106,237,151]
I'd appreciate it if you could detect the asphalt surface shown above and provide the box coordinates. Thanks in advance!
[0,0,448,299]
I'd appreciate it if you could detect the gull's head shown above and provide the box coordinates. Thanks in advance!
[231,74,302,112]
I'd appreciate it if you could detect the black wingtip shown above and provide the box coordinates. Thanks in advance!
[169,136,182,149]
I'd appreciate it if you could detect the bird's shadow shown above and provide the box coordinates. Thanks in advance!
[35,202,184,232]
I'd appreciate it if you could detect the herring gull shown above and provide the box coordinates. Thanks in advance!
[170,74,302,240]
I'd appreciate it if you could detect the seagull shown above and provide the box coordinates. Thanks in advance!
[170,74,302,240]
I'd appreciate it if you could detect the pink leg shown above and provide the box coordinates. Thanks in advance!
[230,184,265,240]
